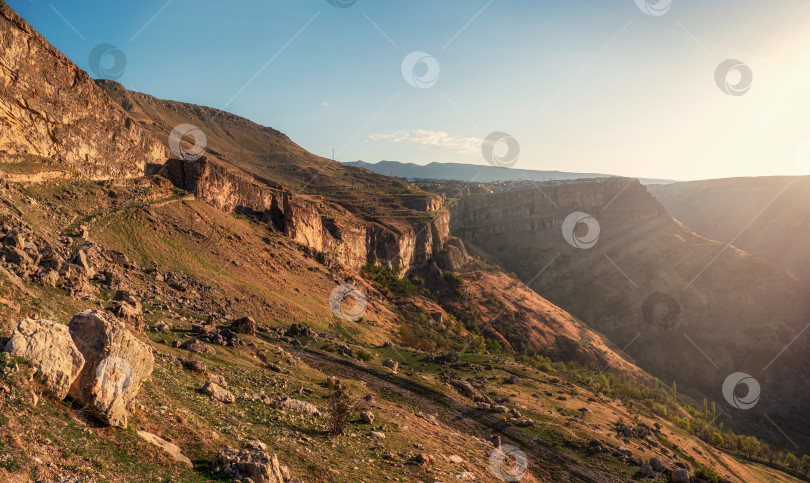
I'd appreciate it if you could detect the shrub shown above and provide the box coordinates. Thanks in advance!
[694,466,720,483]
[325,386,363,437]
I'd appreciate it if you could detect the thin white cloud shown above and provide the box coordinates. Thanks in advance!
[366,130,481,154]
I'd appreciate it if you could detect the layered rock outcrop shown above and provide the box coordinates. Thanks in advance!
[159,157,449,274]
[0,1,168,178]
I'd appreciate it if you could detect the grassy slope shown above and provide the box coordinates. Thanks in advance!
[0,178,802,482]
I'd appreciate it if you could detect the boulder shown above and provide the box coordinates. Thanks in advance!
[137,430,192,468]
[68,310,154,428]
[2,246,32,266]
[4,318,85,400]
[382,359,398,373]
[231,316,257,335]
[669,468,689,483]
[285,323,316,338]
[279,397,319,416]
[360,411,374,424]
[37,268,60,287]
[184,359,207,374]
[218,448,290,483]
[449,378,492,404]
[438,237,468,271]
[201,381,235,404]
[71,249,94,277]
[181,339,216,354]
[112,290,144,332]
[2,230,25,250]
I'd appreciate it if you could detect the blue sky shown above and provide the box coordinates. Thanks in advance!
[8,0,810,181]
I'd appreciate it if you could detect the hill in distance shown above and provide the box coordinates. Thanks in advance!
[346,160,675,185]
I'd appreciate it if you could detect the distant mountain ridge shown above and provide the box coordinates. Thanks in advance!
[346,160,675,185]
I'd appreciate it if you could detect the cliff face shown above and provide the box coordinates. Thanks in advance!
[649,176,810,283]
[452,178,662,237]
[0,2,168,179]
[160,157,448,274]
[452,178,810,422]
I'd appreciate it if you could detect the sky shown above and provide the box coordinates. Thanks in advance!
[8,0,810,181]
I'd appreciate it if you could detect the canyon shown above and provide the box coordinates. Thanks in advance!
[451,178,810,443]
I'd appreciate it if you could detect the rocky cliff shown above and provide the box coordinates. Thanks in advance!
[0,2,168,179]
[160,156,448,274]
[452,178,810,435]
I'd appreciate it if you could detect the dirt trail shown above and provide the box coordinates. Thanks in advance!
[296,346,609,482]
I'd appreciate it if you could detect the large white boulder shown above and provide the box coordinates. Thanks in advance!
[4,318,85,400]
[68,310,154,428]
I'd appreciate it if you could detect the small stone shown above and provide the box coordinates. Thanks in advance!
[137,430,192,468]
[382,359,398,373]
[201,382,235,404]
[360,411,374,424]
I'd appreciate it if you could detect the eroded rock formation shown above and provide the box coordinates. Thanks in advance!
[0,1,169,178]
[159,157,449,274]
